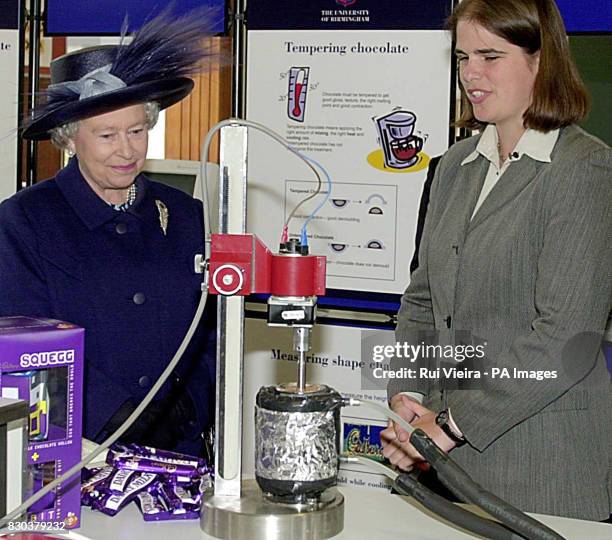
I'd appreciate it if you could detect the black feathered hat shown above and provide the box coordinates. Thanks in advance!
[23,9,218,140]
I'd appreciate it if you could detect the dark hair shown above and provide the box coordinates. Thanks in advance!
[448,0,589,131]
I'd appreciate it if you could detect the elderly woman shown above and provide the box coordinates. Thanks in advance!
[0,13,217,456]
[382,0,611,521]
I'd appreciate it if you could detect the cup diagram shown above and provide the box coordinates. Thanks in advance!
[374,110,424,169]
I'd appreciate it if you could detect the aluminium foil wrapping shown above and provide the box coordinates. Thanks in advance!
[255,406,337,481]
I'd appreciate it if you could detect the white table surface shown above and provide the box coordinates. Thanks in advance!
[63,485,611,540]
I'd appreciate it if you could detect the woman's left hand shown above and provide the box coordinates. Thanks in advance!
[381,400,458,471]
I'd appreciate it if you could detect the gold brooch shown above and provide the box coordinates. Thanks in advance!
[155,200,169,236]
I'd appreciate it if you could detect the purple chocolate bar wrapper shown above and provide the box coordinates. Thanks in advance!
[82,467,100,482]
[136,487,200,521]
[81,466,101,501]
[105,444,132,466]
[93,472,157,516]
[172,484,199,505]
[108,468,137,494]
[163,475,198,486]
[108,442,209,477]
[81,465,114,507]
[115,456,199,481]
[177,473,211,505]
[158,481,185,511]
[141,506,200,521]
[135,490,166,518]
[127,443,206,469]
[198,473,213,494]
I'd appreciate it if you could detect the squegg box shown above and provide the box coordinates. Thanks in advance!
[0,316,84,529]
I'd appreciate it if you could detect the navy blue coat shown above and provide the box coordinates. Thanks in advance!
[0,158,216,454]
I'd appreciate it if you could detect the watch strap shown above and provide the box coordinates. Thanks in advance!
[436,409,465,445]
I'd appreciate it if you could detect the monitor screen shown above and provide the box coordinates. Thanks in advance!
[142,159,220,233]
[141,159,200,196]
[557,0,612,34]
[45,0,225,36]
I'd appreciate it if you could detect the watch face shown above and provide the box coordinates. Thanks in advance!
[436,410,448,426]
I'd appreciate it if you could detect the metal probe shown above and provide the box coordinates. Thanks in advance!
[294,327,310,393]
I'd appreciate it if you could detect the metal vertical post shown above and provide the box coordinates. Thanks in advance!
[214,125,248,498]
[25,0,41,187]
[16,0,26,193]
[229,0,247,118]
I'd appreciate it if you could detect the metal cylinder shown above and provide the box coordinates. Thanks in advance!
[254,384,343,503]
[293,327,310,393]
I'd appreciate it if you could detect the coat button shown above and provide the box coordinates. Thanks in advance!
[138,375,151,388]
[115,223,128,234]
[133,292,146,305]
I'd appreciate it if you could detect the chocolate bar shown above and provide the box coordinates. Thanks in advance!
[108,468,137,494]
[114,456,199,482]
[81,465,114,507]
[92,472,157,516]
[135,487,200,521]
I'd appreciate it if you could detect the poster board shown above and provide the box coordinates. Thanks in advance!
[0,0,20,202]
[246,1,453,295]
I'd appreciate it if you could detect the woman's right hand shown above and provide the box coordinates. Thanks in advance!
[380,394,421,470]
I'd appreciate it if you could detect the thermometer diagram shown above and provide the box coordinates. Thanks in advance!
[287,67,310,122]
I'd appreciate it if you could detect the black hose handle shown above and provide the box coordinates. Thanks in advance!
[409,429,566,540]
[394,472,525,540]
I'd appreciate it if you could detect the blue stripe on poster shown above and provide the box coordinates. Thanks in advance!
[0,0,19,30]
[45,0,225,36]
[247,0,453,31]
[556,0,612,33]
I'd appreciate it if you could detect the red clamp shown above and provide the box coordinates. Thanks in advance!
[208,234,326,297]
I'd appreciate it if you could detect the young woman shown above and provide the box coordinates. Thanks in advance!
[383,0,611,520]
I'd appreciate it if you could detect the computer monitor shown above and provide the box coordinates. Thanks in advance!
[141,158,200,195]
[142,158,220,232]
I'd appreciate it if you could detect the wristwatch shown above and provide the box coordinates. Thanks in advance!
[435,409,466,446]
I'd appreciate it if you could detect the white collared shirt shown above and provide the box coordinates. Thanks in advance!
[462,125,560,219]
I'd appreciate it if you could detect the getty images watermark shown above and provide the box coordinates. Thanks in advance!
[360,329,489,391]
[360,329,606,392]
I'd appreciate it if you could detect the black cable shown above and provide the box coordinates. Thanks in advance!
[394,472,526,540]
[409,429,566,540]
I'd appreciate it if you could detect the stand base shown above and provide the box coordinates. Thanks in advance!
[201,479,344,540]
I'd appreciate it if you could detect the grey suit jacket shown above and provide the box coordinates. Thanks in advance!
[388,125,612,520]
